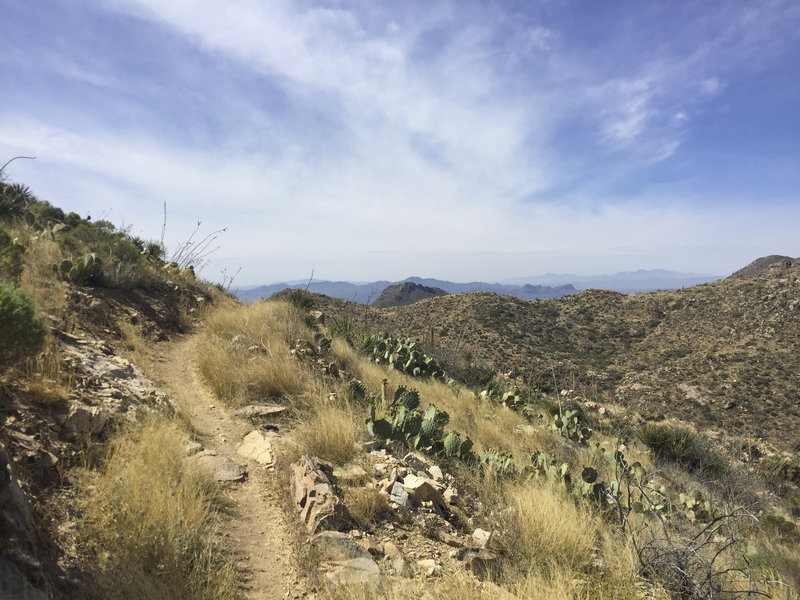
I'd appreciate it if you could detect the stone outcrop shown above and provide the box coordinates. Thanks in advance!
[290,455,350,533]
[0,445,49,600]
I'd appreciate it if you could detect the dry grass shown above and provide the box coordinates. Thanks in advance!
[342,485,389,528]
[119,317,148,365]
[504,480,599,576]
[77,417,238,600]
[291,401,362,466]
[195,301,310,405]
[14,225,69,316]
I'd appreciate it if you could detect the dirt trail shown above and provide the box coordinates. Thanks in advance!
[148,332,308,600]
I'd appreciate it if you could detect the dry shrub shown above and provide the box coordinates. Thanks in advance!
[506,480,598,576]
[15,225,68,315]
[119,318,148,364]
[196,301,310,405]
[320,572,508,600]
[78,418,237,600]
[292,402,361,465]
[342,485,388,528]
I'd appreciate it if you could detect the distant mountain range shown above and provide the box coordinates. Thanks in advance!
[234,269,721,304]
[500,269,721,293]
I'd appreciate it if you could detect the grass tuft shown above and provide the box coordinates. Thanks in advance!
[77,417,238,600]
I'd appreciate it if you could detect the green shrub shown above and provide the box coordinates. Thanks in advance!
[0,226,25,284]
[0,182,34,221]
[0,282,46,367]
[638,423,727,475]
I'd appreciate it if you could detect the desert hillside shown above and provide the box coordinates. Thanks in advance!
[2,180,799,599]
[301,257,800,448]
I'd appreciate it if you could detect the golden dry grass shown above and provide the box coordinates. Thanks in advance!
[342,484,389,528]
[77,417,238,600]
[196,301,310,405]
[505,480,599,576]
[291,401,362,465]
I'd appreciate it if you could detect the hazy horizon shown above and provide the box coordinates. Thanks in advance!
[2,2,799,285]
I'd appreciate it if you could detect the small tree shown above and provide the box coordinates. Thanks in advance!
[0,282,46,368]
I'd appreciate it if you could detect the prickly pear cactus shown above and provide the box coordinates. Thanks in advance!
[346,379,366,402]
[444,431,461,458]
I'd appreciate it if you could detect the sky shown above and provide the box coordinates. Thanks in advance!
[1,1,799,285]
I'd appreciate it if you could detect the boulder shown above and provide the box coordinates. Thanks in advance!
[313,532,381,588]
[389,481,410,508]
[237,430,278,467]
[402,474,444,506]
[463,548,499,580]
[290,455,350,533]
[192,450,246,482]
[332,463,368,482]
[472,527,491,548]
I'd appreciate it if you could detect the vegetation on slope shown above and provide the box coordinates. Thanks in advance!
[0,175,231,597]
[197,292,800,599]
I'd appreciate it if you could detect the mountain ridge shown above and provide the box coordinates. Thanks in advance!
[234,268,718,304]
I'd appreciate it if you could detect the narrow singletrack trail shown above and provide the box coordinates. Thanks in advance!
[148,331,308,600]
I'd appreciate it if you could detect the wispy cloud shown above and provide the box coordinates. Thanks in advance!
[1,1,798,282]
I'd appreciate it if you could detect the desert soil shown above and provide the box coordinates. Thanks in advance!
[148,332,309,600]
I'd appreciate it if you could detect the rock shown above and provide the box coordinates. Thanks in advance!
[313,531,382,588]
[63,404,109,438]
[389,481,410,508]
[427,465,444,482]
[403,452,428,472]
[313,531,372,562]
[183,441,204,456]
[233,405,288,419]
[463,549,499,580]
[472,528,491,548]
[290,455,350,533]
[362,440,382,452]
[416,558,442,577]
[443,486,460,505]
[0,557,48,600]
[325,557,381,588]
[237,430,278,467]
[332,463,367,482]
[0,446,48,600]
[402,474,444,506]
[724,400,737,409]
[357,537,384,557]
[383,541,412,577]
[192,450,246,482]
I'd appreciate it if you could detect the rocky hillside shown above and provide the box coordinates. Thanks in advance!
[371,281,448,308]
[304,256,800,448]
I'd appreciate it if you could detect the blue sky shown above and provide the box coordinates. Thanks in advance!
[1,0,799,285]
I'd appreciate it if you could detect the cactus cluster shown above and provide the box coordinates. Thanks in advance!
[346,379,366,402]
[367,333,444,380]
[550,408,593,445]
[55,253,102,285]
[679,489,711,522]
[479,449,516,478]
[364,384,474,462]
[530,451,570,482]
